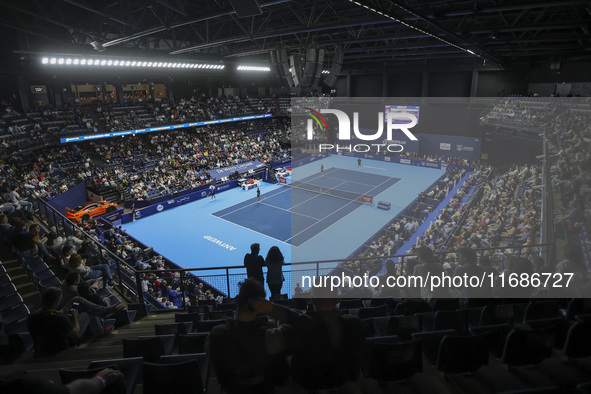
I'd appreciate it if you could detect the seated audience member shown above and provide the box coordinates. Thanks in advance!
[68,253,115,289]
[284,286,366,391]
[412,246,447,302]
[3,185,33,212]
[248,282,366,391]
[206,278,291,394]
[453,248,490,305]
[374,259,403,298]
[0,368,123,394]
[27,287,113,356]
[45,231,65,255]
[61,245,75,268]
[0,213,13,243]
[59,272,113,311]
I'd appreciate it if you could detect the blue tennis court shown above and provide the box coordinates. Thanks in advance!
[121,155,443,267]
[212,167,401,247]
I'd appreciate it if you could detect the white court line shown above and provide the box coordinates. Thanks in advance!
[259,202,320,221]
[210,211,296,245]
[290,180,349,211]
[297,167,340,184]
[214,188,289,218]
[287,197,360,245]
[287,176,397,246]
[320,175,376,187]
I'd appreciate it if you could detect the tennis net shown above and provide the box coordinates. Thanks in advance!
[279,177,373,205]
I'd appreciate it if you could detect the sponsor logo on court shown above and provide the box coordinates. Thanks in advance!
[203,236,237,251]
[400,159,411,164]
[156,204,164,212]
[440,143,451,151]
[201,191,207,198]
[167,199,175,205]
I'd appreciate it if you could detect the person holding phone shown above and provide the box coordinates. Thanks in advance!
[27,287,114,357]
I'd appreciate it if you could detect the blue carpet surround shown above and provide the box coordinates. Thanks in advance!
[122,155,443,269]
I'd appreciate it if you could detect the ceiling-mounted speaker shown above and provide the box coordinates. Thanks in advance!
[324,74,337,87]
[302,48,316,87]
[289,55,298,79]
[312,49,325,87]
[285,74,295,88]
[323,51,343,87]
[230,0,262,17]
[279,50,290,76]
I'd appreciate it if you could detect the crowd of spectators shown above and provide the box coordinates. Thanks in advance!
[1,94,291,203]
[481,97,551,128]
[100,95,284,132]
[85,117,288,200]
[343,165,477,276]
[1,145,112,200]
[0,99,97,153]
[546,105,591,273]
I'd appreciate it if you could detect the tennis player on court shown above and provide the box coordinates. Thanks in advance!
[257,187,261,203]
[321,164,324,176]
[209,183,216,201]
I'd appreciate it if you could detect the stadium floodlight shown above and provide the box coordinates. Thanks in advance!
[322,70,329,74]
[38,55,225,71]
[237,65,271,72]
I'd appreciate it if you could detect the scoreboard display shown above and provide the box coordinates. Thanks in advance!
[384,105,420,124]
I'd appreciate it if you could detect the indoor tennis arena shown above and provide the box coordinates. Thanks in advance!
[1,1,591,393]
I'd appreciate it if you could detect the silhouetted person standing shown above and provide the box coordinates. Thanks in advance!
[244,243,264,284]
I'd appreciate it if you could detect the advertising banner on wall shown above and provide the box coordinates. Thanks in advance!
[419,133,481,161]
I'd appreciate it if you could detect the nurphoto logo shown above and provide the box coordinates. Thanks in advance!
[306,108,419,153]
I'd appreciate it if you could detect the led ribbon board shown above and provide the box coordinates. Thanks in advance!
[60,114,273,143]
